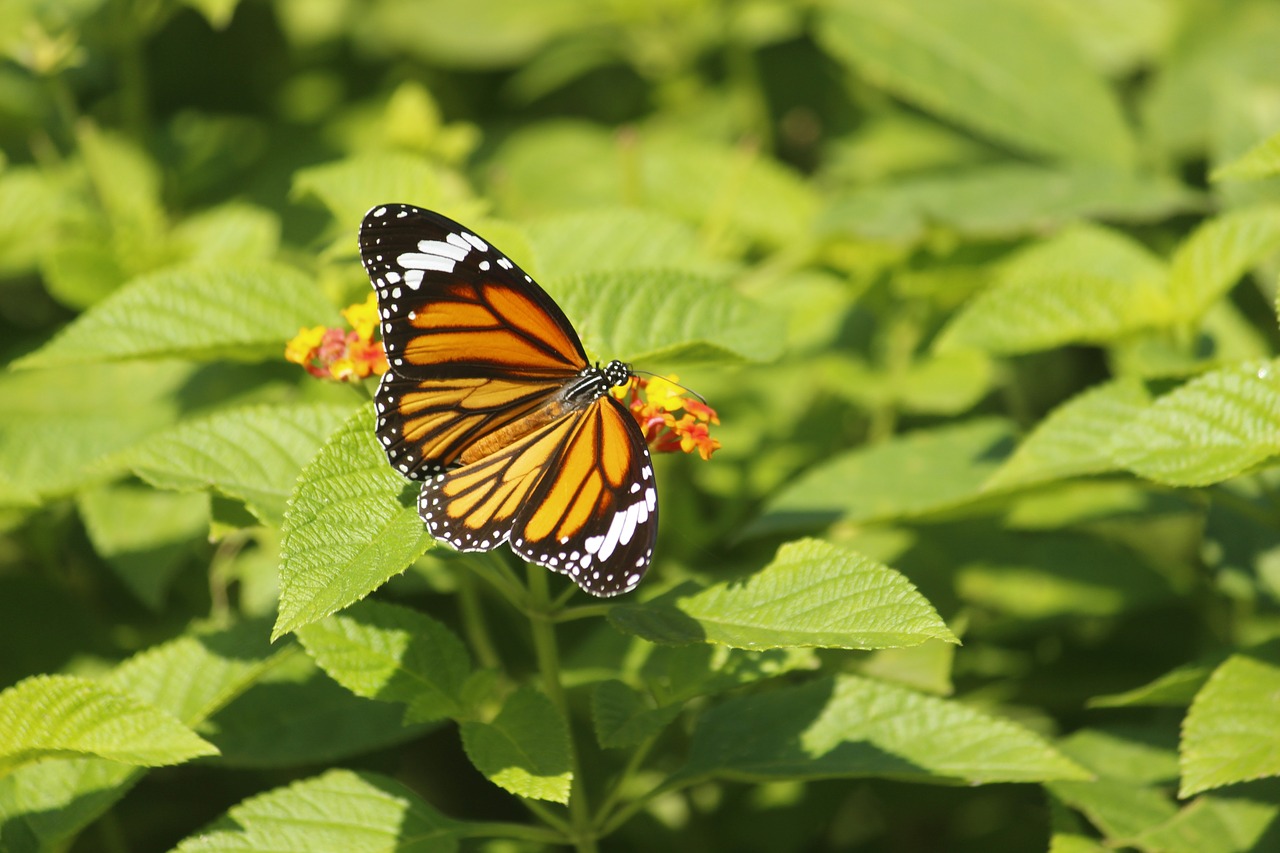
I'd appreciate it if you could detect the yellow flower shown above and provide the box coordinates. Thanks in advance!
[341,292,381,340]
[285,326,326,367]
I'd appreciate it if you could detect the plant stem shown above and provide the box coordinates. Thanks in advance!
[463,820,567,845]
[457,576,501,670]
[527,565,597,853]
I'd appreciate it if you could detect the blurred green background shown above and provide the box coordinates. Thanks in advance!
[5,0,1280,851]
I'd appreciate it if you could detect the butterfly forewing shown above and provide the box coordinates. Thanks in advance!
[362,203,659,597]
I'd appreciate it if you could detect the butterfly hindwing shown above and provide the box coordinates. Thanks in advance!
[419,395,656,597]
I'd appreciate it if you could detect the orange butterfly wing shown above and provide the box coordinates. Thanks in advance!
[360,204,657,596]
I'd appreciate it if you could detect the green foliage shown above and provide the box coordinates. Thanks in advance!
[5,0,1280,850]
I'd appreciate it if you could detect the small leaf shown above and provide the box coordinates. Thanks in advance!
[14,262,339,369]
[119,402,356,526]
[1166,206,1280,321]
[460,687,572,803]
[816,0,1136,166]
[591,681,681,749]
[1110,359,1280,486]
[548,268,785,364]
[274,405,432,640]
[297,600,472,724]
[0,675,217,775]
[1128,792,1279,853]
[171,202,280,264]
[173,769,467,851]
[611,539,956,650]
[1180,648,1280,796]
[1212,130,1280,182]
[680,674,1090,785]
[756,419,1016,534]
[984,379,1153,491]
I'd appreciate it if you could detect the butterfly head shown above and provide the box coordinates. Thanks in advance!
[602,359,633,390]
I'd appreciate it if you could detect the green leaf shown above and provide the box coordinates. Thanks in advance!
[76,483,208,609]
[460,686,572,803]
[527,208,718,276]
[1048,779,1178,844]
[171,202,280,264]
[1212,130,1280,182]
[292,152,478,234]
[547,268,785,364]
[756,418,1016,534]
[1127,792,1280,853]
[173,769,467,852]
[1166,206,1280,322]
[1058,727,1179,786]
[0,361,193,500]
[936,224,1170,354]
[680,674,1091,785]
[610,539,956,650]
[76,123,167,251]
[1180,648,1280,796]
[362,0,589,68]
[14,262,339,369]
[1109,359,1280,486]
[1088,663,1213,709]
[297,600,472,724]
[821,165,1195,244]
[591,680,682,749]
[274,405,432,640]
[816,0,1135,167]
[0,675,217,776]
[984,379,1153,491]
[178,0,241,29]
[119,402,355,526]
[0,622,291,851]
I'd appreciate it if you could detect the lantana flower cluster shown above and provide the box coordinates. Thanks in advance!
[285,293,388,381]
[286,300,719,458]
[613,375,721,460]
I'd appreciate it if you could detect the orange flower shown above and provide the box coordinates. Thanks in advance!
[285,296,389,382]
[614,374,720,459]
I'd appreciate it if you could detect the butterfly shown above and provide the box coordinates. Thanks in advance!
[359,204,657,597]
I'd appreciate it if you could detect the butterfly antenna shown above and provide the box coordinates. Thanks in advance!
[631,369,708,404]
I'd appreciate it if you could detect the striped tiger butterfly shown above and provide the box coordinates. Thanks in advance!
[360,204,656,597]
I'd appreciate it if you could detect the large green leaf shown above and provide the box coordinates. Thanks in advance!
[0,622,292,849]
[14,262,339,369]
[680,674,1090,785]
[547,268,785,364]
[274,405,433,640]
[610,539,956,649]
[984,379,1152,490]
[173,769,468,851]
[1180,647,1280,797]
[76,484,209,609]
[936,224,1170,354]
[1110,359,1280,486]
[1166,206,1280,322]
[0,675,217,776]
[526,208,720,276]
[756,418,1016,533]
[460,687,573,803]
[821,165,1194,244]
[119,402,356,526]
[0,361,193,500]
[817,0,1135,166]
[297,600,472,724]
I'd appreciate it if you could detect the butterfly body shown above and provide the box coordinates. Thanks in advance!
[360,204,657,597]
